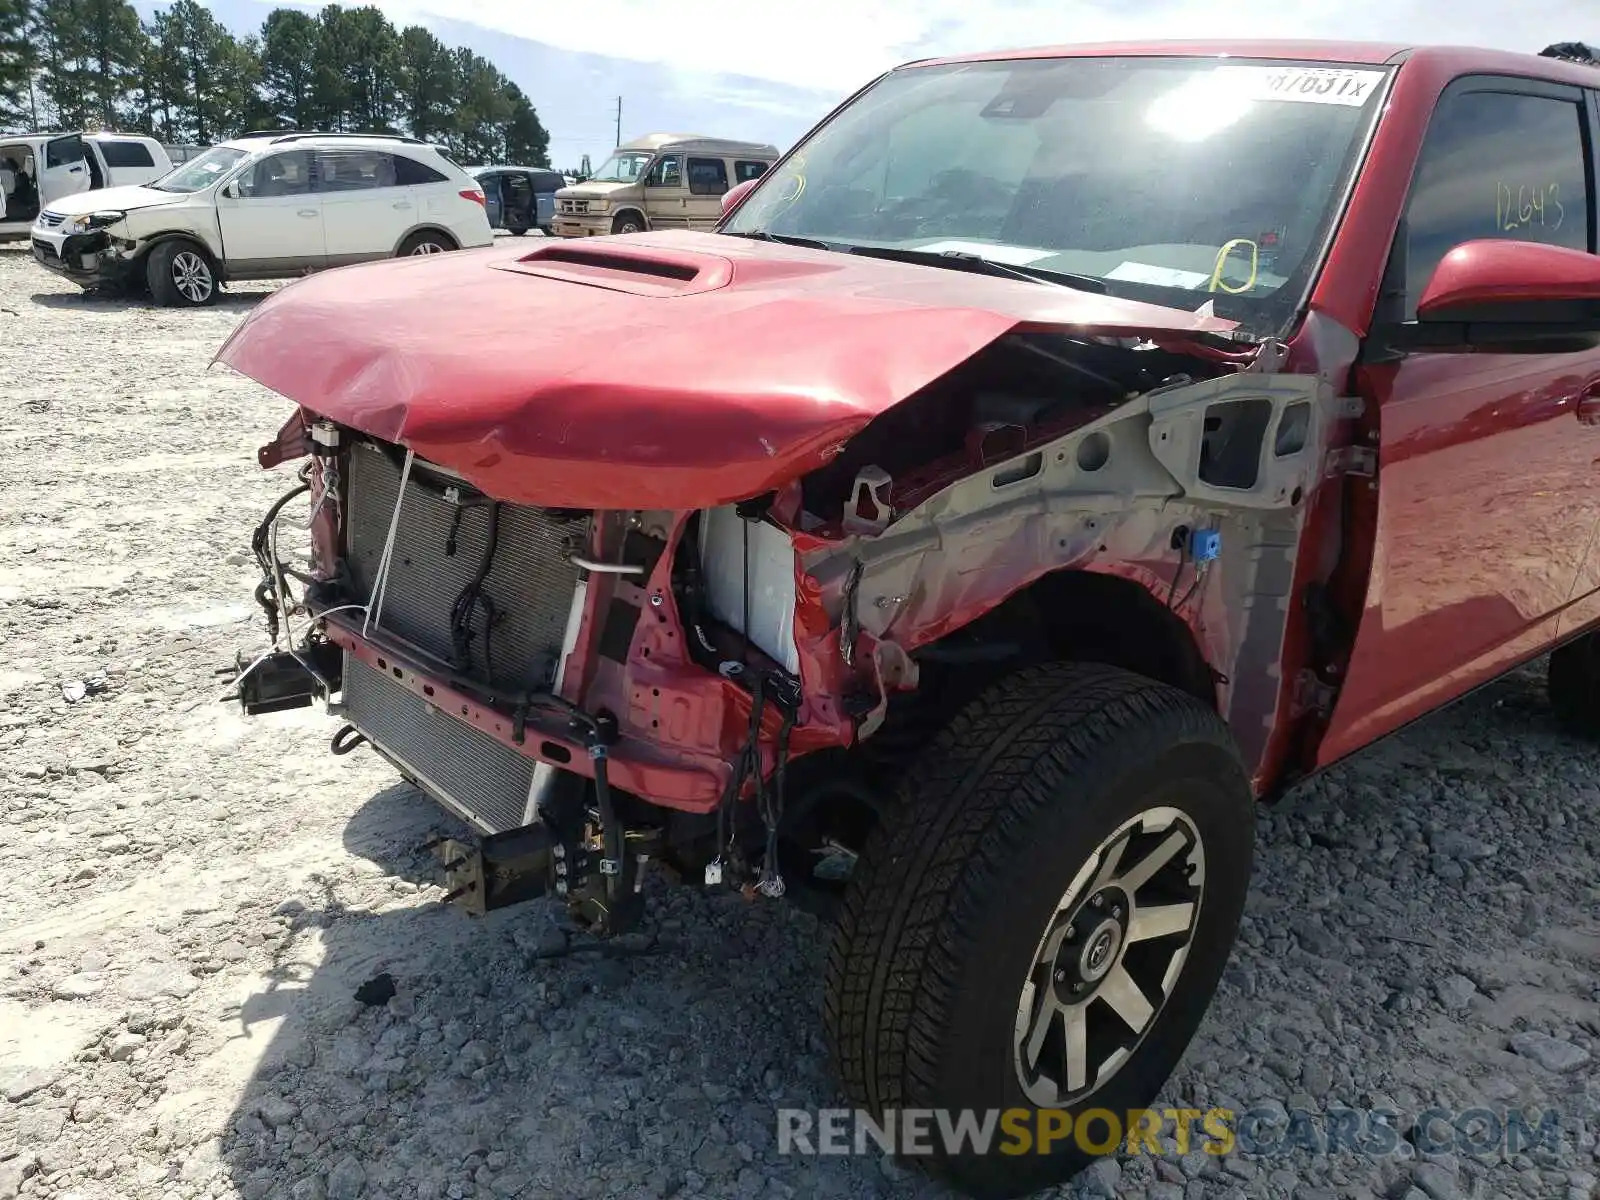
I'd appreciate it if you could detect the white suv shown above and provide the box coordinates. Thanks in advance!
[28,131,493,307]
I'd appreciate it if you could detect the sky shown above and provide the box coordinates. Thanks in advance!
[183,0,1596,167]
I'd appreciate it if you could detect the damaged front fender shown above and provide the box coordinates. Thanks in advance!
[798,364,1339,777]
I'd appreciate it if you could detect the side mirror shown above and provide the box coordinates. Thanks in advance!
[720,178,758,217]
[220,180,240,200]
[1411,239,1600,351]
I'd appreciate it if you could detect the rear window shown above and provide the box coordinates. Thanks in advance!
[733,160,769,182]
[98,139,156,168]
[45,135,86,169]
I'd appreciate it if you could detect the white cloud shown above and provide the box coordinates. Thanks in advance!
[343,0,1593,93]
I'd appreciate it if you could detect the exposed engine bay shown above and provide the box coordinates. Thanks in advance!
[224,323,1347,937]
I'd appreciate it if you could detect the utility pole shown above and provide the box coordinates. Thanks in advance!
[614,96,622,148]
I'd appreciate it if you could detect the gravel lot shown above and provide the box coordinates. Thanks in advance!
[2,243,1600,1200]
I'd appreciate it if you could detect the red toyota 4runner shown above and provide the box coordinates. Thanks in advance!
[217,39,1600,1199]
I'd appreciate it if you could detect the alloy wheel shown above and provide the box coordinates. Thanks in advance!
[409,241,445,255]
[1012,805,1205,1107]
[171,251,213,304]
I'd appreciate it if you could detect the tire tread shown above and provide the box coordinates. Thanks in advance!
[824,661,1246,1123]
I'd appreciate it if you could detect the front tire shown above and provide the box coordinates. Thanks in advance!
[146,240,217,308]
[610,211,645,235]
[824,662,1253,1200]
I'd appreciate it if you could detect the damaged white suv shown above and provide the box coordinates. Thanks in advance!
[29,131,493,306]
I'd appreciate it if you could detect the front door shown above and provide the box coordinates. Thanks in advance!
[40,135,92,208]
[1319,76,1600,761]
[642,152,689,228]
[481,171,503,228]
[501,172,535,231]
[217,149,325,274]
[684,157,730,229]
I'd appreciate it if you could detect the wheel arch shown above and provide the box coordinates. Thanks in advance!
[610,207,648,233]
[137,230,225,279]
[392,223,460,254]
[1014,567,1217,706]
[845,566,1220,800]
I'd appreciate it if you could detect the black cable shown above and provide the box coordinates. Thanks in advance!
[1167,535,1190,610]
[741,517,752,668]
[1173,567,1206,613]
[747,673,767,828]
[448,502,501,680]
[251,481,311,639]
[762,698,796,891]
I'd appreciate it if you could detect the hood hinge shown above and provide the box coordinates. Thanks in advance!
[1324,445,1377,479]
[1242,337,1290,374]
[1291,668,1339,718]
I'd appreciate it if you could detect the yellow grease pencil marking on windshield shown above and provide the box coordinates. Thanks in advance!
[1208,239,1259,294]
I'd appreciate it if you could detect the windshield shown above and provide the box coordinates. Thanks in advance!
[587,151,652,184]
[723,56,1390,332]
[149,145,250,193]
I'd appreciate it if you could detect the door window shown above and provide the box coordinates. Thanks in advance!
[239,150,315,198]
[45,135,86,169]
[646,154,683,187]
[1402,87,1592,316]
[316,149,398,191]
[733,160,768,183]
[686,157,729,196]
[98,140,156,168]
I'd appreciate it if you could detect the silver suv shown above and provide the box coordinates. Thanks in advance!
[30,131,494,306]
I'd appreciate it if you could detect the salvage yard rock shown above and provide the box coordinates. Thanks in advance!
[1508,1030,1592,1073]
[2,247,1600,1200]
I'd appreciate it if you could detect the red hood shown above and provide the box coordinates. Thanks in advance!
[214,230,1236,509]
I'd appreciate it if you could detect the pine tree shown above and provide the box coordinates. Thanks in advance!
[74,0,143,128]
[503,83,548,166]
[0,0,35,127]
[259,8,316,129]
[18,1,552,156]
[143,0,241,142]
[36,0,89,127]
[138,7,183,140]
[397,25,454,143]
[309,4,351,129]
[339,6,400,131]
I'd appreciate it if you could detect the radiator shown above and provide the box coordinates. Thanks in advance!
[341,654,535,834]
[343,441,586,692]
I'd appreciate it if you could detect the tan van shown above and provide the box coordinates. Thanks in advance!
[551,133,778,237]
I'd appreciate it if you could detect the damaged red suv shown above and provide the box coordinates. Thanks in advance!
[217,39,1600,1199]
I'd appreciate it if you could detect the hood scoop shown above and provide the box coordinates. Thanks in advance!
[491,241,735,297]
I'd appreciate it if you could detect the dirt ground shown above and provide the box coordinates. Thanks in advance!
[2,244,1600,1200]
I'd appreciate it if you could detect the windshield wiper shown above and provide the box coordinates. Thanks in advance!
[843,245,1107,293]
[723,229,837,251]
